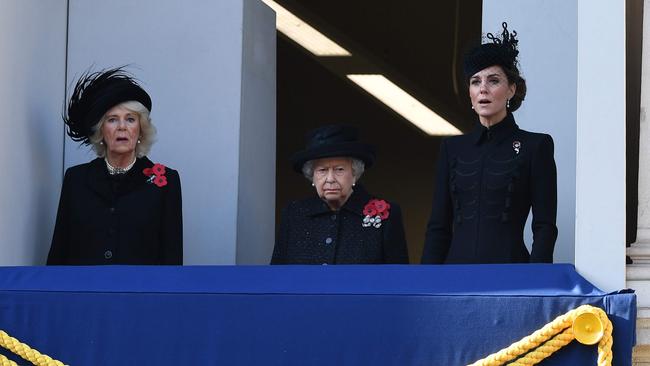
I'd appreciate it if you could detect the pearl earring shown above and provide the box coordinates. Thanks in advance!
[311,183,315,187]
[507,99,510,108]
[471,105,475,110]
[99,141,104,145]
[137,139,141,144]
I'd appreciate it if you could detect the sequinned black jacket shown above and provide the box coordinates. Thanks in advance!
[271,186,409,264]
[421,114,557,264]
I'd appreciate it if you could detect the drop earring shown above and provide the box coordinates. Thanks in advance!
[507,99,510,109]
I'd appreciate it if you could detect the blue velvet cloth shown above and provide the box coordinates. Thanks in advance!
[0,264,636,365]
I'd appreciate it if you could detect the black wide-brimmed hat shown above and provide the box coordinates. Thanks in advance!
[64,67,152,145]
[463,22,520,78]
[290,125,376,172]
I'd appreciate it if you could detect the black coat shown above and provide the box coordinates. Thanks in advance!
[271,186,409,264]
[421,114,557,264]
[47,157,183,265]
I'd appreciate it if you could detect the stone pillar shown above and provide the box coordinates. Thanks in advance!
[0,1,67,265]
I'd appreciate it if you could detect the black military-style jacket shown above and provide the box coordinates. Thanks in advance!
[271,185,409,264]
[47,157,183,265]
[421,113,557,264]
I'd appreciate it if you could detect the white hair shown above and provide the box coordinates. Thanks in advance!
[302,157,365,182]
[89,101,157,158]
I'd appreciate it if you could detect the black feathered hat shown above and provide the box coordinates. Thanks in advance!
[64,67,152,145]
[290,125,376,172]
[463,22,520,79]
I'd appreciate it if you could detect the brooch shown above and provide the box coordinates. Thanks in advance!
[143,163,168,187]
[513,140,521,155]
[362,199,390,228]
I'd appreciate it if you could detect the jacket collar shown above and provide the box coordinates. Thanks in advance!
[304,184,372,217]
[86,156,153,202]
[472,113,519,146]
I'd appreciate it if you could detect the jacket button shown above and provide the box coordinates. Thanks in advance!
[109,207,115,213]
[331,214,337,220]
[104,250,113,259]
[325,237,333,244]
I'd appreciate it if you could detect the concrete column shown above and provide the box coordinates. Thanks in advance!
[574,0,627,292]
[0,1,67,265]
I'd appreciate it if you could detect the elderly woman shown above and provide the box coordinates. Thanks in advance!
[421,23,557,264]
[47,67,182,265]
[271,125,409,264]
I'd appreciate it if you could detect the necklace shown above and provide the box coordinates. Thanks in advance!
[105,157,136,175]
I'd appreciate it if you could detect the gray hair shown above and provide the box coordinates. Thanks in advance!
[89,101,157,158]
[302,157,365,182]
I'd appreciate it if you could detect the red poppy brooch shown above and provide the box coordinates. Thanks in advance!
[362,199,390,228]
[143,163,168,187]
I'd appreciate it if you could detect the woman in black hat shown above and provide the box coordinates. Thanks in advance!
[271,125,409,264]
[47,67,182,265]
[421,23,557,264]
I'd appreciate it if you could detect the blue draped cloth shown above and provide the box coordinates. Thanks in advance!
[0,264,636,365]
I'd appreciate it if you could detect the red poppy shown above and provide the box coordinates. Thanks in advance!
[143,167,153,176]
[152,163,166,176]
[153,175,168,187]
[363,205,377,217]
[363,199,391,220]
[374,200,389,212]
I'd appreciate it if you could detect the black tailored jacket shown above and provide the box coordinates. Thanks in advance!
[421,113,557,264]
[47,157,183,265]
[271,185,409,264]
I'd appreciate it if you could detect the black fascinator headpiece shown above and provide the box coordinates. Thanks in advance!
[463,22,520,79]
[64,67,152,145]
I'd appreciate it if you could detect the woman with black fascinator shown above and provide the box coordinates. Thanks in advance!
[47,67,183,265]
[421,23,557,264]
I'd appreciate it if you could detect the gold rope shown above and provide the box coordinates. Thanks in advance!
[0,330,65,366]
[468,305,613,366]
[0,353,18,366]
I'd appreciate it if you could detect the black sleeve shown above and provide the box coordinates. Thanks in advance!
[270,204,291,264]
[382,203,409,263]
[529,134,558,263]
[160,169,183,264]
[47,170,71,265]
[421,140,453,264]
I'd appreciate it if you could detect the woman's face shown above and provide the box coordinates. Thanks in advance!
[469,65,516,126]
[312,157,355,210]
[101,105,141,160]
